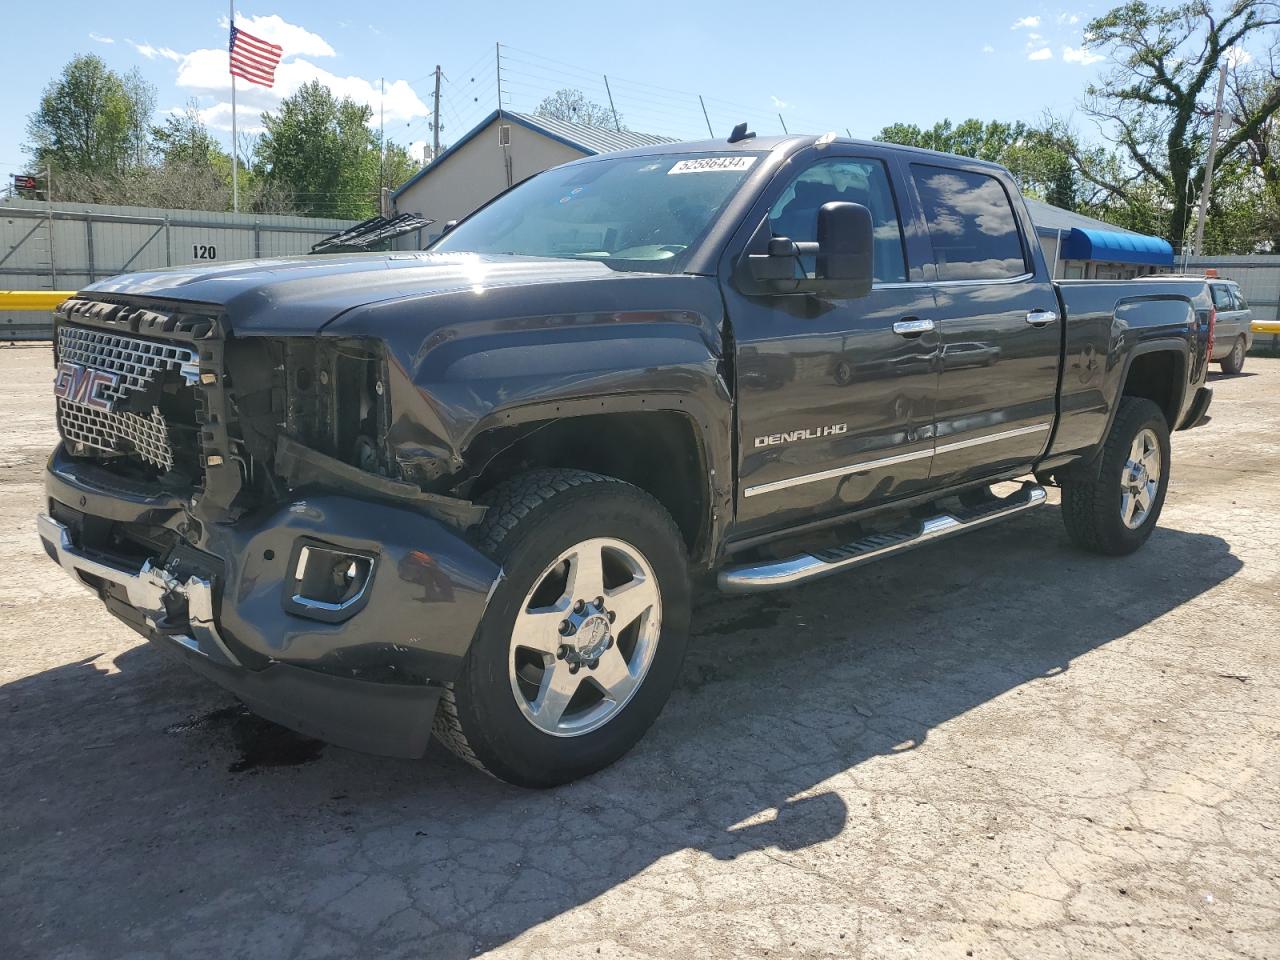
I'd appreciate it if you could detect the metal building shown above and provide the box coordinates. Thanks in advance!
[391,111,677,242]
[1024,198,1175,280]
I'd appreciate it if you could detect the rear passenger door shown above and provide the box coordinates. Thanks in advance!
[909,163,1062,486]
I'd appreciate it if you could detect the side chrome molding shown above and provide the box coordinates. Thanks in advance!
[744,422,1051,498]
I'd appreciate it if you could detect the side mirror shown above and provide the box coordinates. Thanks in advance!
[815,201,873,298]
[740,201,874,298]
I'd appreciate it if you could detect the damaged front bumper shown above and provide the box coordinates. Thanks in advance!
[39,446,500,758]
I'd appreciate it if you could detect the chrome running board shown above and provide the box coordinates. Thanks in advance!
[718,483,1047,594]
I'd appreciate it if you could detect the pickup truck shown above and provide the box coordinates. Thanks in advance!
[37,131,1215,786]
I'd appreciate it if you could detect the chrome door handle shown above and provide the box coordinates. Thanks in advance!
[1026,309,1058,327]
[893,318,935,337]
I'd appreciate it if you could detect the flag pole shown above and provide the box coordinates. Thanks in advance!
[230,1,239,213]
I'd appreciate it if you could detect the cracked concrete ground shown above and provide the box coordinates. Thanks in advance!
[1,343,1276,960]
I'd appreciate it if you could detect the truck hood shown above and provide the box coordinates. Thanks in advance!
[81,252,641,336]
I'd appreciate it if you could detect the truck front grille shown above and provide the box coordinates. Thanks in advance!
[54,323,203,475]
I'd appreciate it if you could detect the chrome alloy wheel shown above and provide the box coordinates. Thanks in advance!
[1120,427,1162,529]
[508,537,662,737]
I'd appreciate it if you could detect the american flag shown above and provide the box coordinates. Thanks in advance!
[228,23,283,88]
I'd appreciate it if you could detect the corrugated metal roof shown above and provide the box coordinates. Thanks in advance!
[1024,196,1141,236]
[505,112,678,154]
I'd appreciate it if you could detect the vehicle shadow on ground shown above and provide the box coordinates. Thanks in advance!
[0,507,1243,959]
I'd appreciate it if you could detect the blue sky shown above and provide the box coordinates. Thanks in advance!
[3,1,1126,187]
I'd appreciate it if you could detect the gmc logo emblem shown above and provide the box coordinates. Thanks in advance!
[54,360,118,411]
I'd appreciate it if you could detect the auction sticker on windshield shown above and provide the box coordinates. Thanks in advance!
[668,156,757,175]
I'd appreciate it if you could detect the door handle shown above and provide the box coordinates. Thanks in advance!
[1026,309,1058,327]
[893,318,935,338]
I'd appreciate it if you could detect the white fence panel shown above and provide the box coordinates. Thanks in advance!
[2,199,355,340]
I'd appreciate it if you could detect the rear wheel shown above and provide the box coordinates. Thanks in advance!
[1220,335,1246,374]
[433,469,691,787]
[1060,397,1171,556]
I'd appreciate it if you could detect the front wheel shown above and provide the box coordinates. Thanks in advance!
[434,469,691,787]
[1060,397,1171,556]
[1220,335,1246,374]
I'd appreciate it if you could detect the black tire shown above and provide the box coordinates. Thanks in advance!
[1220,335,1246,374]
[434,469,691,787]
[1060,397,1171,556]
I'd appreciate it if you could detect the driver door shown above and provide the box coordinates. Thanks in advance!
[723,150,940,541]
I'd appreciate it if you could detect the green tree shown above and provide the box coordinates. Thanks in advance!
[536,88,621,129]
[379,140,419,193]
[1054,0,1280,246]
[153,101,229,169]
[875,118,1077,208]
[258,80,382,218]
[24,53,156,180]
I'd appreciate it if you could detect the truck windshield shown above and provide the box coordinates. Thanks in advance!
[431,153,762,272]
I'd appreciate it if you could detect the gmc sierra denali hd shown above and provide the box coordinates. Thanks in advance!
[37,130,1214,786]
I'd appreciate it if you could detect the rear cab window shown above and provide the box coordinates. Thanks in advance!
[1211,285,1234,310]
[910,164,1029,281]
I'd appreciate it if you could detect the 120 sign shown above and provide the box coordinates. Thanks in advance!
[192,244,217,261]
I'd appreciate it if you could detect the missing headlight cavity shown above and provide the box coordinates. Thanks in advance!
[280,338,390,475]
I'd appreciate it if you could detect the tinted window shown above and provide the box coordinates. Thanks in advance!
[1235,289,1250,310]
[1211,285,1233,309]
[911,164,1028,281]
[769,157,908,283]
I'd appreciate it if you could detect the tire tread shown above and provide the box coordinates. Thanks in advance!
[1060,396,1168,555]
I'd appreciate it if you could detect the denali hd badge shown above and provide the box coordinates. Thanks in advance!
[54,360,119,411]
[754,423,848,447]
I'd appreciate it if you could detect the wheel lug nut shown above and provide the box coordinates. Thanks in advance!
[559,619,573,635]
[594,596,604,609]
[588,658,599,669]
[569,663,580,674]
[573,600,585,613]
[556,646,567,660]
[607,611,616,623]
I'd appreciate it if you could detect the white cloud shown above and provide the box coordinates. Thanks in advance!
[89,32,114,44]
[156,14,427,143]
[1063,45,1104,65]
[128,40,182,62]
[770,95,789,110]
[1028,32,1044,42]
[982,44,995,54]
[1012,16,1041,29]
[1057,12,1081,25]
[220,12,335,58]
[1227,45,1253,68]
[178,52,429,130]
[1028,47,1053,61]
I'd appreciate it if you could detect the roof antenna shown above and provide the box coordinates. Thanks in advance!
[727,122,755,144]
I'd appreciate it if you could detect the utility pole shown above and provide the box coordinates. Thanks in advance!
[603,75,621,132]
[432,65,442,160]
[379,77,386,196]
[1193,61,1229,257]
[495,42,503,114]
[699,95,714,137]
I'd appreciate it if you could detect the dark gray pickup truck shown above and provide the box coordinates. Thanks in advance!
[37,131,1214,786]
